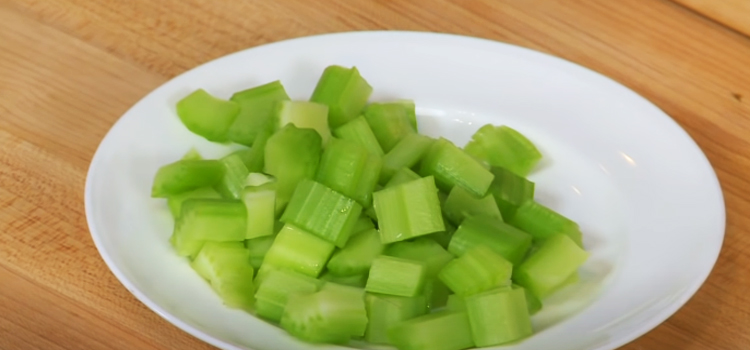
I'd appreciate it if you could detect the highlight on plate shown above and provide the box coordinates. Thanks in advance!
[150,65,589,350]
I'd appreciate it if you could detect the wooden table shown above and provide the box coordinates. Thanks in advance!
[1,0,749,349]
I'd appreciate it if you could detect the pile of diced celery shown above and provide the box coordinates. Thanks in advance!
[151,65,589,350]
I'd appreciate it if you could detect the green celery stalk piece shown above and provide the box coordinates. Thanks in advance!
[176,89,240,142]
[380,133,435,184]
[280,179,363,248]
[310,65,373,128]
[181,148,203,160]
[513,233,589,299]
[327,228,384,276]
[260,224,336,278]
[387,311,475,350]
[190,241,255,311]
[384,167,421,188]
[513,283,543,315]
[245,234,276,269]
[333,115,384,156]
[366,256,427,297]
[227,80,290,146]
[351,215,375,235]
[263,124,322,211]
[395,99,418,131]
[320,272,369,288]
[280,283,368,344]
[171,199,247,258]
[422,216,456,249]
[465,287,533,346]
[241,186,275,240]
[449,215,533,265]
[446,294,466,312]
[384,237,454,278]
[231,129,271,173]
[254,269,324,322]
[373,176,445,244]
[151,159,224,198]
[315,138,382,207]
[508,200,584,247]
[275,100,332,145]
[419,138,495,197]
[166,187,221,218]
[244,172,274,187]
[464,124,542,176]
[365,292,428,344]
[364,102,417,153]
[422,278,451,310]
[442,185,503,226]
[488,166,535,219]
[439,246,513,297]
[214,153,250,200]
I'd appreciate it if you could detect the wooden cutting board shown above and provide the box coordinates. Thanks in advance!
[672,0,750,36]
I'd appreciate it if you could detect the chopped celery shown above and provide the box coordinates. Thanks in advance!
[439,246,513,297]
[166,186,221,218]
[241,186,275,239]
[181,148,203,160]
[171,199,246,258]
[419,138,494,197]
[351,215,375,235]
[488,166,535,219]
[464,125,542,176]
[275,100,332,144]
[245,172,274,187]
[443,185,502,225]
[190,241,255,311]
[395,99,418,131]
[263,124,322,210]
[380,133,435,184]
[333,115,384,156]
[513,283,543,315]
[465,287,533,346]
[513,233,589,299]
[327,228,384,276]
[364,102,416,152]
[423,278,451,310]
[310,65,373,128]
[388,311,474,350]
[446,294,466,312]
[281,179,363,247]
[384,167,421,188]
[449,215,533,265]
[315,138,382,207]
[261,224,336,278]
[245,234,275,269]
[254,269,323,322]
[151,159,224,198]
[320,272,369,288]
[366,256,427,297]
[384,237,454,278]
[176,89,240,142]
[365,293,428,344]
[228,80,290,146]
[232,129,271,173]
[214,154,249,200]
[508,200,584,247]
[373,176,445,244]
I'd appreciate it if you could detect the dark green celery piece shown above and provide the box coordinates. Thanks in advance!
[275,100,332,144]
[446,294,466,312]
[439,246,513,297]
[351,215,375,235]
[281,179,363,247]
[263,124,322,211]
[380,133,434,184]
[171,199,246,258]
[365,292,428,344]
[151,159,224,198]
[327,228,384,276]
[315,138,382,207]
[464,124,542,176]
[166,187,221,218]
[261,224,336,278]
[214,154,249,200]
[449,215,533,265]
[366,256,427,297]
[384,167,421,188]
[310,65,373,128]
[254,269,324,322]
[373,176,445,244]
[388,311,474,350]
[227,80,290,146]
[231,130,270,173]
[443,185,502,226]
[465,287,533,346]
[419,138,494,197]
[513,233,589,299]
[333,115,384,156]
[423,216,456,249]
[508,200,584,247]
[364,102,416,153]
[320,272,369,288]
[385,237,454,278]
[245,234,275,269]
[423,278,451,310]
[280,283,368,344]
[513,283,542,315]
[190,241,255,311]
[488,166,535,219]
[176,89,240,142]
[241,186,275,239]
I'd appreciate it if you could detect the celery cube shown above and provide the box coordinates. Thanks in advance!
[373,176,445,244]
[464,124,542,176]
[385,237,454,278]
[151,159,224,198]
[214,153,249,200]
[333,115,384,156]
[263,124,322,210]
[190,241,255,311]
[384,167,422,188]
[327,228,384,276]
[171,199,246,258]
[245,234,275,269]
[365,292,428,344]
[443,185,503,225]
[380,133,434,184]
[176,89,240,142]
[509,200,584,247]
[388,311,475,350]
[227,80,290,146]
[488,166,535,219]
[449,215,533,265]
[316,138,382,207]
[439,246,513,296]
[320,272,369,288]
[275,100,332,145]
[310,65,373,128]
[465,287,533,346]
[254,269,323,322]
[261,224,336,278]
[366,256,427,297]
[513,233,589,299]
[241,186,275,240]
[166,186,221,218]
[364,102,417,152]
[419,138,494,197]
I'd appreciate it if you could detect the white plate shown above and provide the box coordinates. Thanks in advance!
[85,31,725,350]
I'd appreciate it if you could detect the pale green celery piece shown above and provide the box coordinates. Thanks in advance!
[442,185,503,226]
[227,80,290,146]
[464,287,533,346]
[419,138,494,197]
[366,256,427,297]
[315,138,382,207]
[487,166,535,219]
[263,124,322,211]
[176,89,240,142]
[365,292,428,344]
[254,269,323,322]
[448,215,533,265]
[513,234,588,299]
[327,228,384,276]
[364,102,417,153]
[245,234,276,269]
[464,124,542,177]
[214,154,249,200]
[512,284,542,315]
[384,167,421,188]
[275,100,332,145]
[167,187,221,218]
[387,311,475,350]
[151,159,224,198]
[508,200,584,247]
[379,133,435,184]
[438,246,513,297]
[241,186,275,239]
[310,65,373,129]
[333,115,385,156]
[373,176,445,244]
[190,241,255,312]
[172,199,247,258]
[261,224,336,278]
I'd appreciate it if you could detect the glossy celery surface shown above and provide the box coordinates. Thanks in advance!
[465,287,533,346]
[366,256,427,297]
[364,102,417,152]
[227,80,290,146]
[275,100,332,144]
[241,186,275,239]
[151,159,224,198]
[487,166,535,219]
[214,154,249,200]
[439,246,513,297]
[448,215,533,265]
[263,124,322,210]
[464,124,542,176]
[333,115,385,156]
[166,186,221,218]
[443,185,502,225]
[171,199,246,258]
[508,200,584,247]
[190,241,255,311]
[310,65,373,128]
[419,138,494,197]
[373,176,445,244]
[316,138,382,207]
[176,89,240,142]
[261,224,336,278]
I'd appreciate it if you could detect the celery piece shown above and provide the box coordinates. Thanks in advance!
[190,241,255,311]
[261,224,336,278]
[280,179,363,247]
[366,256,427,297]
[151,159,224,198]
[443,185,502,226]
[227,80,290,146]
[380,133,435,184]
[446,294,466,312]
[373,176,445,244]
[264,124,322,210]
[513,284,542,315]
[423,278,451,310]
[320,272,369,288]
[465,287,533,346]
[214,154,250,200]
[281,283,368,343]
[166,187,221,218]
[423,217,456,249]
[241,186,275,240]
[333,115,384,156]
[245,234,275,269]
[488,166,535,219]
[275,100,332,145]
[364,206,378,222]
[172,199,246,258]
[419,138,494,197]
[364,102,417,153]
[464,125,542,176]
[365,292,428,344]
[327,228,384,276]
[449,215,533,265]
[310,65,373,128]
[384,237,454,278]
[513,233,589,299]
[352,215,375,235]
[508,200,583,247]
[232,130,271,173]
[439,246,513,297]
[388,311,474,350]
[254,269,324,322]
[315,138,382,207]
[384,167,421,188]
[395,99,418,131]
[181,148,203,160]
[244,172,274,187]
[176,89,240,142]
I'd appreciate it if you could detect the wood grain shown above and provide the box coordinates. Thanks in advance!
[671,0,750,37]
[0,0,749,349]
